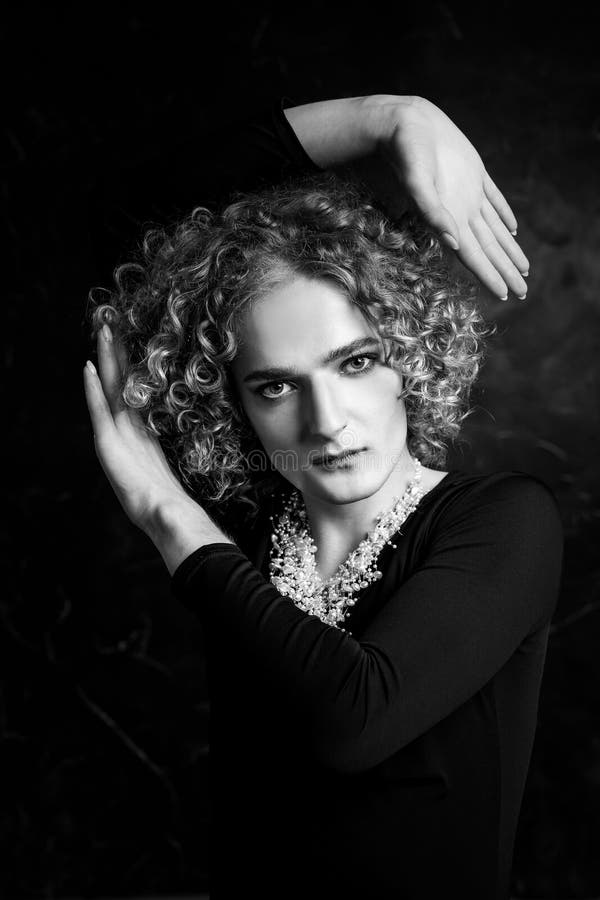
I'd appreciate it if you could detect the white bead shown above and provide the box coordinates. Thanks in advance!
[267,457,424,630]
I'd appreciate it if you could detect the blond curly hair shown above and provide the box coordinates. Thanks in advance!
[86,172,489,522]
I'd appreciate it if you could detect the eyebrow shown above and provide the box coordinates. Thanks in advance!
[242,337,383,384]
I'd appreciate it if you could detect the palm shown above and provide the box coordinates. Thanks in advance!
[83,325,192,532]
[390,97,529,301]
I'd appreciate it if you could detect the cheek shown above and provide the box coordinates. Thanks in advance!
[240,402,296,454]
[358,371,407,443]
[353,368,404,410]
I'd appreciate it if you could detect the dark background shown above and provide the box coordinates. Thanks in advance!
[3,2,599,897]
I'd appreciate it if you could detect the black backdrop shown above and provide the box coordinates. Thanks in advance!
[3,2,600,897]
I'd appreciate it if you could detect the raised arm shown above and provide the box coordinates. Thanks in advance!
[284,95,529,301]
[83,331,562,777]
[92,93,527,300]
[169,475,562,775]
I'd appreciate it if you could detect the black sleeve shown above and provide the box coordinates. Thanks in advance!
[170,475,563,775]
[90,98,321,273]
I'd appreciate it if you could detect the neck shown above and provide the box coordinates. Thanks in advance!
[302,450,417,581]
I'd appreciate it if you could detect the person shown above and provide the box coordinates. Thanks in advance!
[82,95,562,899]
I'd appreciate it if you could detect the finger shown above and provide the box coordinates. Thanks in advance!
[404,167,460,249]
[469,216,528,298]
[104,328,150,439]
[97,325,127,419]
[483,173,518,234]
[83,363,130,497]
[481,200,530,274]
[454,228,509,300]
[112,329,130,372]
[110,331,150,435]
[83,361,117,438]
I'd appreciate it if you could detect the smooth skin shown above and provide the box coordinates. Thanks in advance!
[285,95,529,300]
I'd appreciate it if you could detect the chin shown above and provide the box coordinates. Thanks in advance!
[303,468,391,506]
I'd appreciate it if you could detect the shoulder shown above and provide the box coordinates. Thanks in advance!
[454,469,559,509]
[429,469,563,548]
[421,470,563,625]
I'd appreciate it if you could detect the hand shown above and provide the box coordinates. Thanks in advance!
[82,323,195,535]
[383,96,529,301]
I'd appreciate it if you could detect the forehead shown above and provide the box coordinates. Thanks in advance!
[234,275,377,367]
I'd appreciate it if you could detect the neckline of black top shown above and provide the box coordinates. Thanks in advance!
[171,468,478,587]
[400,466,463,521]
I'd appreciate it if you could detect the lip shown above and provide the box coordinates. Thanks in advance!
[313,448,364,467]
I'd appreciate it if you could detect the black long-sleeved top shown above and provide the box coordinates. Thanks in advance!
[172,470,562,899]
[103,101,563,898]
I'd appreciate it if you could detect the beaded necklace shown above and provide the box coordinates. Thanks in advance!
[268,457,424,631]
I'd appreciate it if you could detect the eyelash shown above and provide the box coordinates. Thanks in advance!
[256,353,380,401]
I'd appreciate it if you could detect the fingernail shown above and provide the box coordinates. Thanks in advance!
[499,295,508,302]
[102,324,112,342]
[521,271,529,278]
[86,360,97,375]
[511,229,518,236]
[442,232,459,251]
[517,293,527,300]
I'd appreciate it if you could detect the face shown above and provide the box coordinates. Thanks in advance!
[229,274,410,506]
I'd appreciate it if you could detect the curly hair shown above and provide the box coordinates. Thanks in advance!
[86,171,490,522]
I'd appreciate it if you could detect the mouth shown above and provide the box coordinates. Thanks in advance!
[313,448,365,468]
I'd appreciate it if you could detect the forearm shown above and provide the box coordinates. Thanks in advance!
[283,94,418,169]
[146,499,236,577]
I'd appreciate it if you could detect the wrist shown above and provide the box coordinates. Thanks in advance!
[283,94,422,169]
[149,495,227,544]
[147,497,235,577]
[358,94,424,154]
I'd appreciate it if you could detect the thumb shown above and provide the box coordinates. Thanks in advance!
[405,170,460,250]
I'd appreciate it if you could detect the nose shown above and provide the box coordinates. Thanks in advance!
[302,377,347,442]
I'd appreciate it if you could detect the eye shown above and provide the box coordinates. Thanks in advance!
[255,354,379,402]
[343,353,379,374]
[257,381,293,400]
